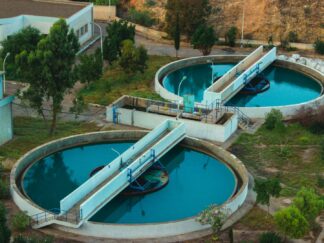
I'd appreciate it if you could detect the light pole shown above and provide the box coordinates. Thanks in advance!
[2,52,10,95]
[240,0,245,48]
[93,22,103,61]
[177,76,187,113]
[111,148,123,168]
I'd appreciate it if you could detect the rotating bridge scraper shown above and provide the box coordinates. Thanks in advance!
[31,119,186,229]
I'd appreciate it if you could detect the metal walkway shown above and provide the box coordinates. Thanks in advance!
[31,120,186,229]
[203,46,277,105]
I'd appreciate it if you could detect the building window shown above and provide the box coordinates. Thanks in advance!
[84,24,88,33]
[76,30,80,38]
[80,26,84,36]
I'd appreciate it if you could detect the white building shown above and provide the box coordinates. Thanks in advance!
[0,0,94,45]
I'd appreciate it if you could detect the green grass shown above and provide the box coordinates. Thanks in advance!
[79,55,176,105]
[0,117,103,161]
[235,207,276,231]
[231,123,324,197]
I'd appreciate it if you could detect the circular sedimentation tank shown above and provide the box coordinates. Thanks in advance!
[156,56,324,118]
[11,131,249,239]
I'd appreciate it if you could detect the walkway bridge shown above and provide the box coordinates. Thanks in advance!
[31,120,186,229]
[202,46,277,105]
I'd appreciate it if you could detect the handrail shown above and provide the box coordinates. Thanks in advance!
[30,208,79,226]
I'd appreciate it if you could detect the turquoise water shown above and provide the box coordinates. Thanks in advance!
[162,64,322,107]
[22,142,236,224]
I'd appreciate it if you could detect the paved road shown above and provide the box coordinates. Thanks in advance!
[87,22,252,57]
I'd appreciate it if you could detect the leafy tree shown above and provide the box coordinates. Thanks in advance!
[259,232,284,243]
[103,20,135,63]
[314,39,324,55]
[254,178,282,214]
[119,40,148,74]
[225,26,238,47]
[293,187,324,222]
[264,109,284,130]
[0,202,11,243]
[77,48,103,86]
[174,12,180,57]
[197,204,227,234]
[0,27,42,79]
[287,31,298,43]
[165,0,212,40]
[191,24,217,55]
[16,19,79,134]
[274,206,309,240]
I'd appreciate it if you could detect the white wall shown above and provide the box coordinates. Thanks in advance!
[106,107,238,143]
[0,100,13,145]
[0,4,93,45]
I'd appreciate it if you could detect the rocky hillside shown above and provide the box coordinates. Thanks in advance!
[127,0,323,43]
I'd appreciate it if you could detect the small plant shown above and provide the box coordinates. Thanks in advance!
[264,109,284,130]
[259,231,284,243]
[12,211,30,231]
[314,39,324,55]
[197,205,227,234]
[225,26,238,47]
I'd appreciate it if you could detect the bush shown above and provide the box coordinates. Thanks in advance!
[119,40,148,74]
[291,106,324,134]
[287,31,298,42]
[12,211,29,231]
[225,26,238,47]
[314,39,324,55]
[264,109,284,130]
[0,202,11,243]
[127,8,155,27]
[191,25,217,55]
[259,232,284,243]
[0,180,10,199]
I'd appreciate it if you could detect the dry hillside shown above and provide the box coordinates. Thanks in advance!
[127,0,324,43]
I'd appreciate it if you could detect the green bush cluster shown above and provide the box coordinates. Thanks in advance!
[259,232,283,243]
[12,211,30,231]
[127,8,156,27]
[264,109,284,130]
[314,39,324,55]
[225,26,238,47]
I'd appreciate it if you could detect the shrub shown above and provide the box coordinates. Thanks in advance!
[119,40,148,74]
[264,109,284,130]
[225,26,238,47]
[0,180,10,199]
[314,39,324,55]
[12,211,29,231]
[127,8,155,27]
[291,106,324,134]
[287,31,298,42]
[259,232,284,243]
[191,24,217,55]
[0,202,11,243]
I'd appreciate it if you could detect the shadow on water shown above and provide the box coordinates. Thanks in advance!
[23,152,79,210]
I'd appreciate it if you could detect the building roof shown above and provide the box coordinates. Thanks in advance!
[0,0,89,19]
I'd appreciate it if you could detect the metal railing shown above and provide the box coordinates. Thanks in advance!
[30,208,79,227]
[116,95,251,126]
